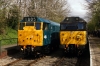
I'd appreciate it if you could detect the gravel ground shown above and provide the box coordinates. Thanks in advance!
[0,56,17,66]
[31,56,59,66]
[30,49,78,66]
[0,47,90,66]
[11,59,35,66]
[30,55,79,66]
[0,52,23,66]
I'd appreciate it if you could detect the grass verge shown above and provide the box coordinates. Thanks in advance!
[0,28,17,46]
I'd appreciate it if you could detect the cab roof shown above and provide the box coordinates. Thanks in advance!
[20,17,60,26]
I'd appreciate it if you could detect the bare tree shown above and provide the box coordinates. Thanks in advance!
[25,0,69,22]
[0,0,13,34]
[86,0,100,31]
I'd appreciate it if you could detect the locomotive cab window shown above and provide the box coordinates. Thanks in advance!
[26,22,34,26]
[77,22,86,30]
[19,23,25,30]
[43,23,49,30]
[35,23,41,30]
[60,22,86,31]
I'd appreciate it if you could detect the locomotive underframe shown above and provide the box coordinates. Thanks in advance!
[64,44,86,55]
[19,40,59,55]
[19,45,51,55]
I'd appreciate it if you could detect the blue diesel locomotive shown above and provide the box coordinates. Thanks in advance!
[18,17,60,55]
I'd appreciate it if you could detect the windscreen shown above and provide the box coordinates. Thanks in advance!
[26,22,34,26]
[43,23,49,30]
[19,23,25,30]
[35,23,41,30]
[60,22,86,31]
[19,22,41,30]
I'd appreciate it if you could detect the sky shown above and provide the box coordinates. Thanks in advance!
[67,0,89,21]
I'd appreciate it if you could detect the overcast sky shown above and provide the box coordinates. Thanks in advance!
[67,0,88,21]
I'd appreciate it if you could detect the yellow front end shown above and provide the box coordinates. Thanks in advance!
[18,26,43,47]
[60,31,87,47]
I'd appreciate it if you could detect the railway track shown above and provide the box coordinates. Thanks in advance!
[27,56,46,66]
[53,49,90,66]
[53,57,65,66]
[30,49,78,66]
[4,53,25,66]
[4,58,22,66]
[3,48,89,66]
[53,57,77,66]
[4,54,46,66]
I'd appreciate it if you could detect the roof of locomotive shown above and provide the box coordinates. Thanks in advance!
[50,21,60,26]
[37,17,50,23]
[61,17,86,23]
[20,17,60,26]
[20,17,50,23]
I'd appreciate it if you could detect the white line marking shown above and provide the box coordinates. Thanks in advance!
[89,37,93,66]
[89,37,96,66]
[89,41,93,66]
[89,41,92,66]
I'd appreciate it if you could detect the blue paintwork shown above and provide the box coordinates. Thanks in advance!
[20,17,60,46]
[43,30,51,45]
[50,21,60,26]
[43,22,60,45]
[37,17,50,23]
[20,17,60,25]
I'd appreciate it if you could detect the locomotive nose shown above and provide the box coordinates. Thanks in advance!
[18,30,43,46]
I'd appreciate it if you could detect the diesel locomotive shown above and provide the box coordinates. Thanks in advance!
[60,17,88,55]
[18,17,60,55]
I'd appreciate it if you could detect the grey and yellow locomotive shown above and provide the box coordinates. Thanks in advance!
[60,17,88,55]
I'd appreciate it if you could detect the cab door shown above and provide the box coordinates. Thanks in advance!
[43,23,51,45]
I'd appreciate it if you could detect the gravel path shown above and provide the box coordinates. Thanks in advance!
[0,52,23,66]
[0,55,18,66]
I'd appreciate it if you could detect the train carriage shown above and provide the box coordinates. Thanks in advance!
[18,17,60,55]
[60,17,88,55]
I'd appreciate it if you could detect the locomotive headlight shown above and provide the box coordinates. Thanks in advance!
[21,48,23,51]
[44,35,47,39]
